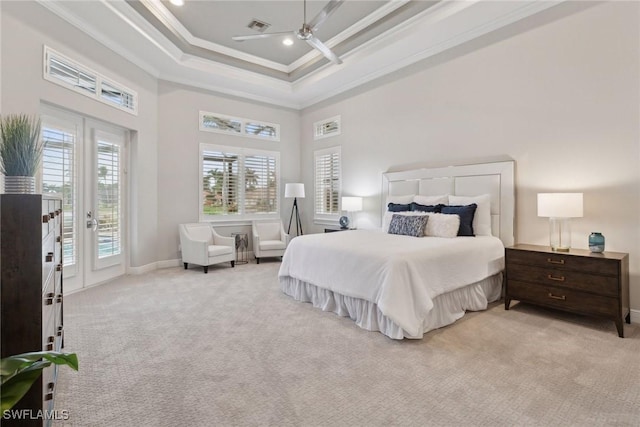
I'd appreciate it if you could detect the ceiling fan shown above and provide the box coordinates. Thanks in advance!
[232,0,345,65]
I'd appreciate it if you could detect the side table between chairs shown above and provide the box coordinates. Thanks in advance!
[231,232,249,265]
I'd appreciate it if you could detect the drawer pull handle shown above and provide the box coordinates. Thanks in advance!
[44,392,53,401]
[548,293,566,301]
[547,274,565,282]
[56,264,62,272]
[42,214,50,223]
[57,326,64,337]
[56,235,62,243]
[44,292,55,305]
[547,258,565,265]
[56,294,63,303]
[46,252,54,262]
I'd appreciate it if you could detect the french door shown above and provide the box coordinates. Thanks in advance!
[41,108,128,293]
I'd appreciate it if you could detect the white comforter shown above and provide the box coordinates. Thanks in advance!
[278,230,505,337]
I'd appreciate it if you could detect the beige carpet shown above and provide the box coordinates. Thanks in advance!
[53,260,640,426]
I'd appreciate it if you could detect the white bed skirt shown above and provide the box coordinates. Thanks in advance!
[280,273,503,340]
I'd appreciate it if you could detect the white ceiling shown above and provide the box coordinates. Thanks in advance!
[38,0,563,109]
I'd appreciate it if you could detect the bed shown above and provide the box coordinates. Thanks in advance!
[278,160,515,339]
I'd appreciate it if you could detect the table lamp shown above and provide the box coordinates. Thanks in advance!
[341,196,363,229]
[537,193,583,252]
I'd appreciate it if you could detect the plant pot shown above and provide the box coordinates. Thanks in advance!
[3,176,36,194]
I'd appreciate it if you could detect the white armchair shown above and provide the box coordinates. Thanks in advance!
[179,223,235,273]
[252,219,289,264]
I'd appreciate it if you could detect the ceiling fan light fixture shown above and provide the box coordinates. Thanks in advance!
[169,0,184,6]
[282,38,294,46]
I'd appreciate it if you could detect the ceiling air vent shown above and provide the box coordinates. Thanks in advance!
[247,19,270,33]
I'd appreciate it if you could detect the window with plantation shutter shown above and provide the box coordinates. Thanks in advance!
[42,122,78,269]
[95,140,122,260]
[314,146,341,221]
[202,149,240,216]
[200,144,279,221]
[244,155,277,214]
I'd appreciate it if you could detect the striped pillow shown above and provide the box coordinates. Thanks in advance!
[388,214,429,237]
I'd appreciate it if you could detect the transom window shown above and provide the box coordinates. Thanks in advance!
[199,111,280,141]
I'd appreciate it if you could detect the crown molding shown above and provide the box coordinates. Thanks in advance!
[35,0,565,110]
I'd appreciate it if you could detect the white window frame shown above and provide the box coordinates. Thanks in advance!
[314,115,341,140]
[199,143,280,223]
[199,111,280,141]
[43,45,138,115]
[314,146,342,224]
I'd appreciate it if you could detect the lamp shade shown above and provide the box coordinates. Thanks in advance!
[285,183,305,198]
[537,193,583,218]
[342,196,363,212]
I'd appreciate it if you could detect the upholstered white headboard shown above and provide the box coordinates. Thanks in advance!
[382,160,515,246]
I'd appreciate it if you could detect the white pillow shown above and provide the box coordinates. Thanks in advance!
[386,194,415,205]
[413,194,448,206]
[448,194,491,236]
[424,213,460,238]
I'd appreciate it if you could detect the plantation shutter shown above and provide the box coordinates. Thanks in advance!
[244,154,278,214]
[314,147,341,217]
[42,123,77,268]
[201,150,240,216]
[96,140,122,259]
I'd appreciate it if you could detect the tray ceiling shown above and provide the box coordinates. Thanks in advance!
[37,0,564,109]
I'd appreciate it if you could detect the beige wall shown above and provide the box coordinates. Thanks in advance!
[300,2,640,309]
[156,81,301,262]
[2,1,639,313]
[1,1,159,267]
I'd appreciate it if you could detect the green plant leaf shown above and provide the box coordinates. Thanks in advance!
[0,114,43,176]
[0,351,78,412]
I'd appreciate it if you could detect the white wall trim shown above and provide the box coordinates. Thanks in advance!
[127,262,159,275]
[630,309,640,324]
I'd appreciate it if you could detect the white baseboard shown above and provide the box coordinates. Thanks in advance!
[157,259,181,269]
[127,262,159,275]
[630,309,640,324]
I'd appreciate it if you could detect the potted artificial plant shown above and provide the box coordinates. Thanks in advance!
[1,351,78,412]
[0,114,44,194]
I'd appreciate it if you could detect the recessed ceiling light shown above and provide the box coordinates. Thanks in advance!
[170,0,184,6]
[282,38,294,46]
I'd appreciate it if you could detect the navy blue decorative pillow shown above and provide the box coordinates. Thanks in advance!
[440,204,477,236]
[387,202,412,212]
[388,214,429,237]
[410,202,442,213]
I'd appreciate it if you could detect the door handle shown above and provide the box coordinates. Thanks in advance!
[86,218,98,231]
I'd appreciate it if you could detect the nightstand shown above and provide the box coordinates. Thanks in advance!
[505,244,630,337]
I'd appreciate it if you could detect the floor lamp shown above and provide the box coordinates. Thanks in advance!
[285,183,305,236]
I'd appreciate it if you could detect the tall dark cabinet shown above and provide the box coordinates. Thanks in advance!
[1,194,64,426]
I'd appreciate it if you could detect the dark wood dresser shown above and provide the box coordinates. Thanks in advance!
[1,194,64,425]
[505,244,629,337]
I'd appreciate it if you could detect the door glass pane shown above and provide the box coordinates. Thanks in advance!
[42,126,77,267]
[96,140,121,259]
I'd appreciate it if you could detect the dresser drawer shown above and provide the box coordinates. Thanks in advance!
[42,231,55,288]
[507,250,619,276]
[508,280,618,317]
[507,264,618,297]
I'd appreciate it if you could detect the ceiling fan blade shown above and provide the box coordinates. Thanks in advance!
[306,36,342,65]
[307,0,344,32]
[232,31,295,41]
